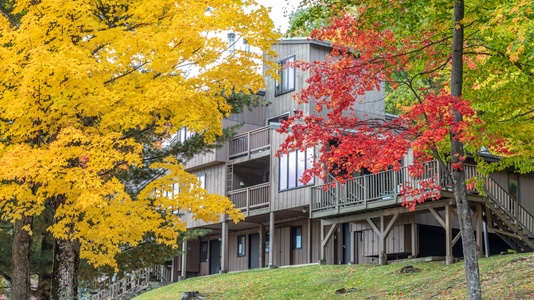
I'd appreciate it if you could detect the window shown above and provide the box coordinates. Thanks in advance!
[267,113,289,125]
[237,235,246,257]
[227,33,236,53]
[197,173,206,189]
[178,127,194,143]
[275,56,295,95]
[200,241,208,262]
[292,226,302,249]
[279,148,314,190]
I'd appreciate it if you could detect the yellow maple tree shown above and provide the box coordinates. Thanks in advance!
[0,0,278,296]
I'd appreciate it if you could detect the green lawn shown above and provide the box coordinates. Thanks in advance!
[135,252,534,299]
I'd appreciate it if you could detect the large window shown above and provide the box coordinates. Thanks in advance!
[279,148,314,191]
[292,226,302,250]
[275,56,295,96]
[237,235,246,257]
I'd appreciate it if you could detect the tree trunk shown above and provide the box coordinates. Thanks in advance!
[51,238,80,300]
[450,0,482,299]
[11,215,33,300]
[35,229,55,300]
[51,195,80,300]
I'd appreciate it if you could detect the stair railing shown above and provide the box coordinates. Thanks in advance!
[483,176,534,238]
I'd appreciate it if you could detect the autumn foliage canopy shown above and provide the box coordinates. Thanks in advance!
[0,0,278,268]
[278,12,513,210]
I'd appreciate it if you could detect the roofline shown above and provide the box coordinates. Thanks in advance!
[276,37,331,48]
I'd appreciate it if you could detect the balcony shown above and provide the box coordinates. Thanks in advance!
[227,183,270,216]
[310,161,459,219]
[228,126,271,162]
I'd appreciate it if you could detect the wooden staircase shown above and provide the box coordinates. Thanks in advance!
[482,176,534,252]
[86,265,171,300]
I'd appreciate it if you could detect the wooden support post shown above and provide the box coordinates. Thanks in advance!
[476,204,483,257]
[307,218,312,264]
[483,209,490,257]
[171,256,180,282]
[269,212,275,268]
[181,240,188,279]
[445,205,454,265]
[320,219,325,263]
[367,214,399,266]
[319,222,339,264]
[259,224,265,268]
[378,216,386,265]
[220,220,229,273]
[411,223,418,257]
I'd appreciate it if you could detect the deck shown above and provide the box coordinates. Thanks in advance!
[227,182,270,216]
[228,126,271,163]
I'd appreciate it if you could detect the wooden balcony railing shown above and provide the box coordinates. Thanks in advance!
[311,161,442,213]
[228,126,270,160]
[227,183,270,215]
[311,161,534,239]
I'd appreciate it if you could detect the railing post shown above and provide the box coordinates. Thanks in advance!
[247,132,251,160]
[393,170,398,202]
[336,181,340,213]
[246,188,250,216]
[436,160,441,187]
[364,175,369,207]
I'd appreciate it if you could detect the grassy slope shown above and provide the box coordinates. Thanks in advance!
[135,252,534,299]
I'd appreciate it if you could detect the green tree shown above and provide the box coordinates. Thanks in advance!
[282,1,533,299]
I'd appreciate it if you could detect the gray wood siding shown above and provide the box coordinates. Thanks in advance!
[349,216,413,257]
[182,163,227,229]
[415,211,460,228]
[185,114,266,170]
[362,224,411,257]
[519,172,534,214]
[228,230,252,271]
[177,240,200,273]
[265,43,310,121]
[226,102,267,127]
[198,236,220,276]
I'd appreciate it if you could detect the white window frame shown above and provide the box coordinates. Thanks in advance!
[275,55,295,96]
[279,148,314,191]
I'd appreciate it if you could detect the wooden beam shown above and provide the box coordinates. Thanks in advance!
[382,213,400,239]
[452,231,461,247]
[321,223,339,248]
[492,228,522,240]
[471,209,480,222]
[321,198,456,225]
[485,205,493,228]
[429,207,446,229]
[366,218,381,236]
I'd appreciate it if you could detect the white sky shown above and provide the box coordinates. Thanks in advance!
[256,0,301,34]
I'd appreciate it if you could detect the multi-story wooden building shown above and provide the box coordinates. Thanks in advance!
[170,38,534,280]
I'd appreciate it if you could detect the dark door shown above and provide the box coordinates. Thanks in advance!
[249,233,260,269]
[342,223,351,264]
[355,231,364,264]
[209,239,221,275]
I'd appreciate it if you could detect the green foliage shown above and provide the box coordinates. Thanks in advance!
[286,7,329,37]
